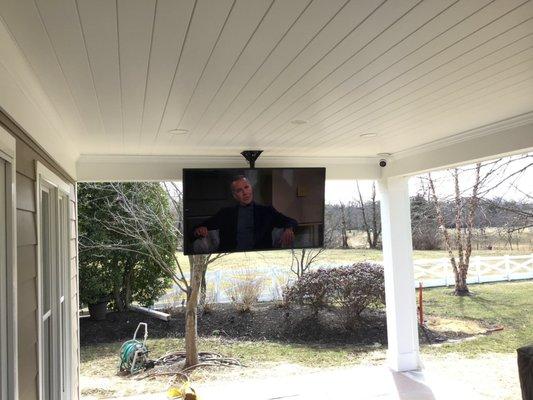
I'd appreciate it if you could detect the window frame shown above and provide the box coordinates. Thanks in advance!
[0,125,18,400]
[36,161,72,400]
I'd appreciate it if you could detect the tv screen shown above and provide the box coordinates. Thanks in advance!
[183,168,325,255]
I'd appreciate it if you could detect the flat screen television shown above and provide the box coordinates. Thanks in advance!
[183,167,325,255]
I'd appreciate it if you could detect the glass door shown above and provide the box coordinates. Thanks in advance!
[58,195,69,397]
[39,184,70,400]
[0,159,7,400]
[40,186,54,400]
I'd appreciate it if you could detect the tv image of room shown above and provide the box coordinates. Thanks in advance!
[183,168,325,255]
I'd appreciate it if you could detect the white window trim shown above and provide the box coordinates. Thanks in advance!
[36,161,72,400]
[0,125,18,400]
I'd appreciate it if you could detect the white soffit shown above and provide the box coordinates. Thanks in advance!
[0,0,532,176]
[0,13,78,177]
[76,154,381,181]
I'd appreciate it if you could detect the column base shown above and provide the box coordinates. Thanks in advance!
[387,350,421,372]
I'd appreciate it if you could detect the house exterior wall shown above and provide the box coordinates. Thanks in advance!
[0,111,79,400]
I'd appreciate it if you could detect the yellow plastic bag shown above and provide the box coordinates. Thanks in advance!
[167,381,199,400]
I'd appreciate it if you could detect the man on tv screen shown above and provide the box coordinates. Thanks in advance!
[193,175,298,252]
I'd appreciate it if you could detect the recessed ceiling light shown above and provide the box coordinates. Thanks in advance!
[360,133,377,138]
[290,119,307,125]
[168,128,189,135]
[377,152,391,157]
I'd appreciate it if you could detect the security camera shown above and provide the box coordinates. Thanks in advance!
[379,159,387,167]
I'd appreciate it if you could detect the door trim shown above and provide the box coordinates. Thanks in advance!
[0,125,18,400]
[36,161,71,400]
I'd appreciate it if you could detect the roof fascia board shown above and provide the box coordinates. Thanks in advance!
[76,154,381,182]
[383,114,533,178]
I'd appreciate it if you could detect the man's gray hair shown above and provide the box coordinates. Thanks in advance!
[230,175,248,192]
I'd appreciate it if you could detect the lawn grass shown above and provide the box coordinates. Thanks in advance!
[81,337,385,380]
[175,228,532,272]
[420,280,533,357]
[175,248,532,272]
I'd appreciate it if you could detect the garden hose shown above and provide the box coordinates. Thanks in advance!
[118,322,149,375]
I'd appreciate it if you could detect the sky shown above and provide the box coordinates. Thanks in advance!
[325,154,532,204]
[170,154,531,204]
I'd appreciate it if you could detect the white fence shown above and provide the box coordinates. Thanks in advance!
[155,254,533,308]
[413,254,533,287]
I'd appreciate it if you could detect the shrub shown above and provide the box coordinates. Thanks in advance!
[201,284,218,315]
[284,268,333,316]
[224,270,265,313]
[328,263,385,330]
[79,262,113,306]
[284,262,385,330]
[167,291,186,313]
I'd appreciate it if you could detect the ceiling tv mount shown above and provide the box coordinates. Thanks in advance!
[240,150,263,168]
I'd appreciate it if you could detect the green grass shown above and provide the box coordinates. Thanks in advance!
[420,280,533,357]
[176,248,532,272]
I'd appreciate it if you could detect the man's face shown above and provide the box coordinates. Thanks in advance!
[232,178,253,206]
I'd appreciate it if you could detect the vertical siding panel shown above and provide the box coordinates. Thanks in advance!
[15,144,38,399]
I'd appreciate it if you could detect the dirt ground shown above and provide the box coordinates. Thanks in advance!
[80,301,473,348]
[81,302,392,346]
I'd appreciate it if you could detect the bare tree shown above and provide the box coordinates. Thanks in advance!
[356,181,381,249]
[290,211,337,277]
[290,248,324,278]
[410,185,441,250]
[82,182,224,367]
[486,188,533,250]
[428,165,481,296]
[427,155,532,295]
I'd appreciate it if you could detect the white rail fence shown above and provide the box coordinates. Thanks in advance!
[155,254,533,308]
[413,254,533,287]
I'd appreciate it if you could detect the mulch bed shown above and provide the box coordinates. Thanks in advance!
[81,302,388,346]
[80,302,454,347]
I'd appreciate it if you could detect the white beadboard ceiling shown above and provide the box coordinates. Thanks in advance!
[1,0,532,160]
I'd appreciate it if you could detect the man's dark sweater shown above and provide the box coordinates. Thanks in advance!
[197,202,298,252]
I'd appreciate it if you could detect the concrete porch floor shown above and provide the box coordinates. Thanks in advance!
[115,363,488,400]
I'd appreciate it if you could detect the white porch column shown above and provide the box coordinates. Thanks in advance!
[378,176,420,372]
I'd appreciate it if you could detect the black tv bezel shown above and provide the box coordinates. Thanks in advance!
[182,167,326,255]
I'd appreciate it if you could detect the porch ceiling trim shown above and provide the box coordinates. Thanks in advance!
[76,154,381,182]
[384,113,533,178]
[79,111,533,182]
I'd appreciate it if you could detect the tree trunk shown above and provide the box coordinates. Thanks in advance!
[112,284,124,312]
[356,181,374,249]
[340,204,348,248]
[428,173,460,287]
[185,255,206,367]
[199,269,207,308]
[370,182,380,248]
[454,263,470,296]
[123,265,134,309]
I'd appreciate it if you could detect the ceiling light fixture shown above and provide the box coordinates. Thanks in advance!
[168,128,189,135]
[290,119,307,125]
[359,133,377,138]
